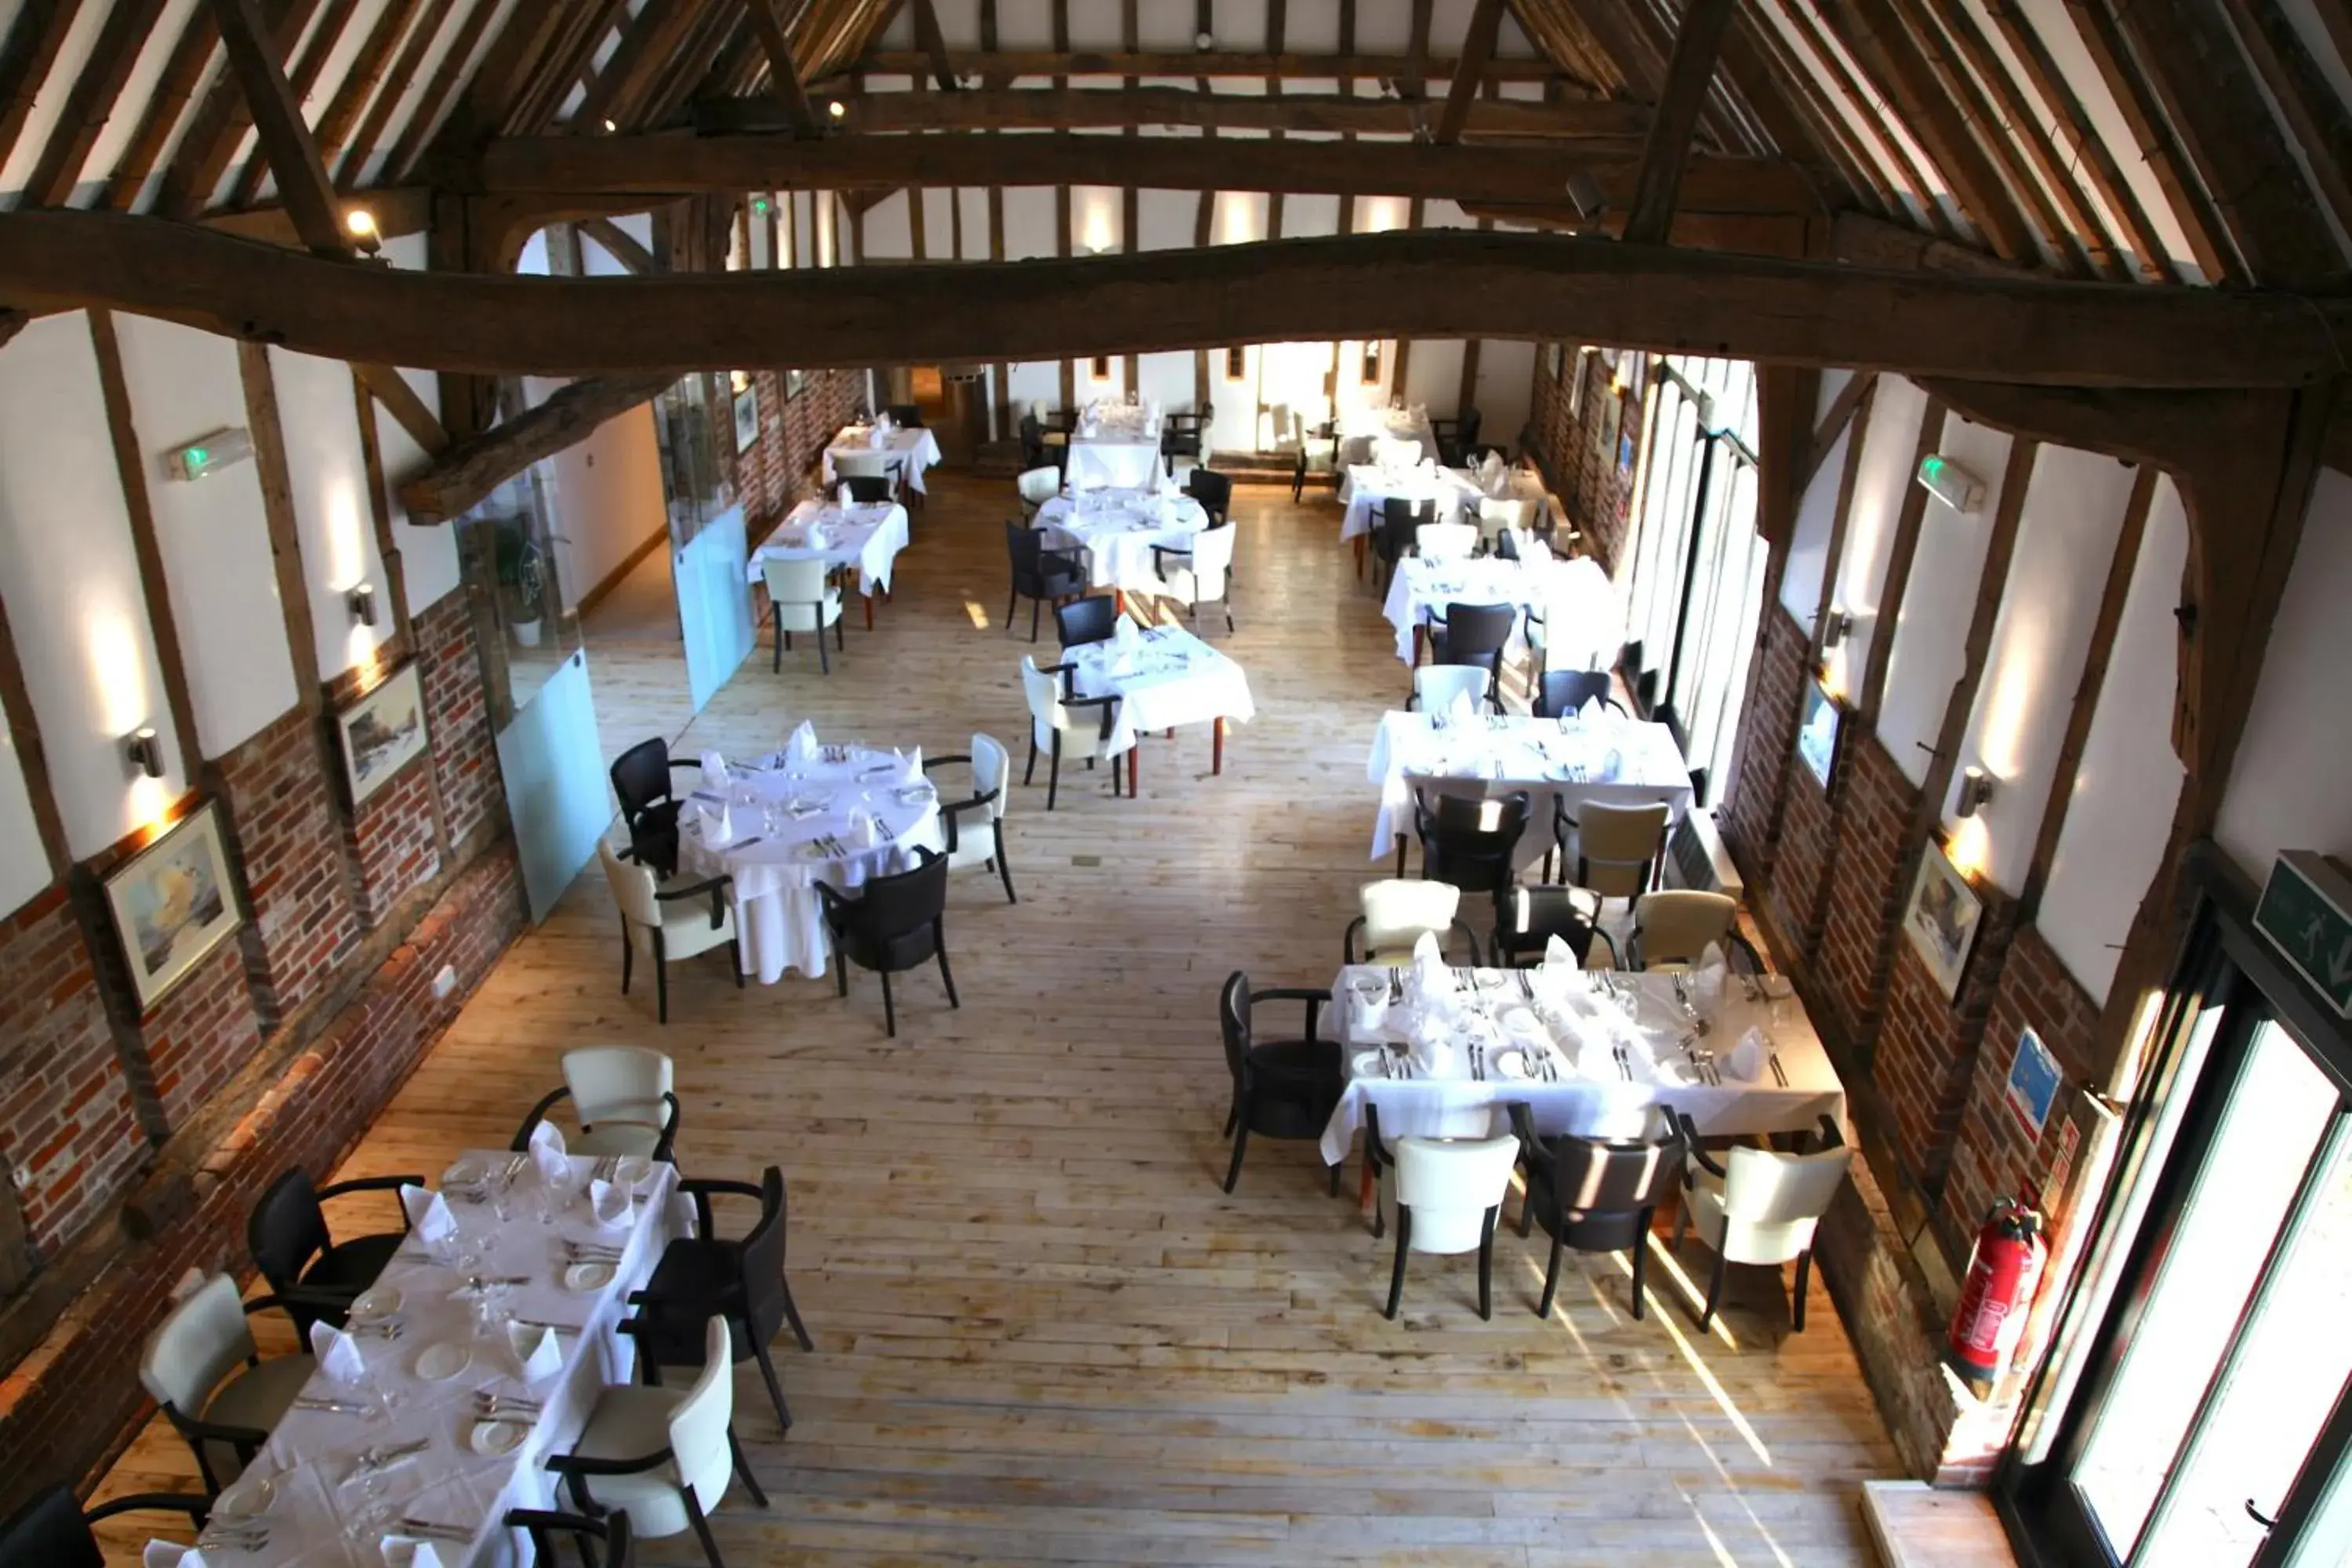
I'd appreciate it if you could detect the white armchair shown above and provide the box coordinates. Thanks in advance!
[598,841,740,1025]
[1673,1114,1853,1331]
[1150,521,1236,634]
[761,557,844,674]
[1017,466,1062,523]
[1362,1107,1522,1320]
[513,1045,680,1160]
[548,1316,763,1568]
[1344,878,1479,965]
[1410,662,1494,717]
[1476,496,1532,553]
[924,733,1018,903]
[1020,656,1125,811]
[139,1274,317,1494]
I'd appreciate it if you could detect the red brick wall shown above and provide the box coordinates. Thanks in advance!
[1526,347,1642,574]
[0,891,145,1255]
[343,763,442,928]
[1817,733,1919,1044]
[1720,606,1808,870]
[414,593,500,845]
[136,943,260,1136]
[212,707,359,1031]
[1877,881,2021,1198]
[741,368,866,540]
[1769,727,1839,958]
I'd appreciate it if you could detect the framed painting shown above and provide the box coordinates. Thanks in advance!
[104,801,244,1010]
[732,387,758,452]
[336,662,430,808]
[1795,677,1842,787]
[784,368,808,399]
[1904,837,1984,1000]
[1545,342,1565,383]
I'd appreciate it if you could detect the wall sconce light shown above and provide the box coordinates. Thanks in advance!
[343,206,380,253]
[601,118,617,132]
[827,100,847,120]
[1820,607,1856,649]
[1956,765,1997,818]
[1563,171,1608,225]
[347,582,379,628]
[124,727,164,780]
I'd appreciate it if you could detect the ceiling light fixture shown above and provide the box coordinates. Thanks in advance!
[1956,765,1996,818]
[124,728,165,781]
[828,100,846,119]
[347,582,379,628]
[1820,607,1855,649]
[1195,30,1214,49]
[601,118,617,132]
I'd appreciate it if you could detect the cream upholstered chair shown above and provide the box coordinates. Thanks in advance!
[1674,1114,1853,1331]
[1149,521,1236,633]
[549,1316,763,1568]
[1344,879,1479,965]
[1362,1107,1522,1319]
[1017,465,1062,523]
[1549,799,1671,910]
[762,557,844,675]
[1632,890,1740,971]
[829,446,897,502]
[140,1274,316,1494]
[924,733,1017,903]
[1415,521,1479,560]
[1410,662,1493,717]
[1476,496,1532,554]
[1020,656,1124,811]
[598,841,740,1025]
[513,1045,679,1160]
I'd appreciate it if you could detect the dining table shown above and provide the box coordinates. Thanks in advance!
[1338,463,1482,543]
[1380,554,1619,668]
[1064,431,1164,491]
[746,499,910,627]
[676,742,946,982]
[152,1150,685,1568]
[1036,488,1211,594]
[1317,964,1845,1167]
[1061,623,1255,786]
[1338,407,1439,468]
[821,423,943,493]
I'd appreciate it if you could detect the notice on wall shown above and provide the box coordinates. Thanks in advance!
[2004,1026,2062,1140]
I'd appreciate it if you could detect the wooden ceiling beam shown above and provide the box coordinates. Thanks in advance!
[206,0,347,253]
[1552,0,1661,96]
[695,85,1650,137]
[577,214,656,273]
[220,0,360,209]
[158,0,325,218]
[96,10,219,210]
[2211,0,2352,269]
[908,0,958,90]
[479,130,1817,212]
[5,212,2347,389]
[574,0,702,132]
[383,0,502,178]
[844,49,1562,81]
[0,0,90,175]
[328,0,452,187]
[1621,0,1737,245]
[1433,0,1507,144]
[2058,0,2234,282]
[398,372,677,522]
[742,0,822,132]
[511,0,631,135]
[20,0,172,208]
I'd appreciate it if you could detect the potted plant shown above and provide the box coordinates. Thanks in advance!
[492,518,547,648]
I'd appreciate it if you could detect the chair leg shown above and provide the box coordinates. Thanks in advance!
[1222,1091,1239,1138]
[1537,1232,1563,1318]
[729,1425,771,1506]
[936,936,960,1008]
[834,946,848,998]
[1328,1160,1341,1197]
[684,1488,729,1568]
[1478,1207,1497,1320]
[655,956,670,1025]
[1024,734,1039,786]
[771,606,782,673]
[730,933,745,989]
[836,616,845,652]
[1006,586,1018,633]
[751,1335,794,1428]
[1222,1120,1249,1193]
[1630,1213,1653,1321]
[994,823,1017,904]
[880,968,897,1037]
[779,1276,815,1352]
[1030,597,1042,642]
[1046,735,1062,811]
[1699,1248,1728,1331]
[620,932,633,995]
[816,619,829,675]
[1385,1207,1412,1319]
[1792,1248,1812,1333]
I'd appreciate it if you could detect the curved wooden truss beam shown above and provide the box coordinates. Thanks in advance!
[0,212,2342,388]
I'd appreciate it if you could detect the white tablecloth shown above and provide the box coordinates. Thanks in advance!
[1319,967,1845,1163]
[193,1152,685,1568]
[1381,555,1617,666]
[678,748,946,982]
[746,500,909,598]
[1338,410,1439,468]
[1037,491,1210,593]
[1338,464,1481,542]
[821,425,943,493]
[1064,625,1255,755]
[1368,709,1693,864]
[1065,434,1163,491]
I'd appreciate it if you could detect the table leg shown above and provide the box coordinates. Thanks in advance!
[1129,747,1140,795]
[1214,717,1225,775]
[863,593,875,631]
[1359,1154,1374,1211]
[1353,535,1367,579]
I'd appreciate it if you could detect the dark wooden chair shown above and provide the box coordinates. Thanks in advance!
[1534,669,1625,720]
[503,1510,638,1568]
[1508,1103,1684,1318]
[1433,407,1483,466]
[886,403,924,427]
[0,1486,212,1568]
[1374,496,1432,591]
[1161,407,1210,477]
[840,474,891,505]
[623,1166,814,1433]
[1217,971,1342,1195]
[1055,593,1123,648]
[1410,789,1530,892]
[610,736,703,877]
[246,1166,420,1335]
[1185,467,1233,528]
[1425,601,1517,684]
[1005,520,1086,643]
[815,848,959,1037]
[1490,881,1619,970]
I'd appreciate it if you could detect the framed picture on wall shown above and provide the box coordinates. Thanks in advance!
[1904,837,1984,1000]
[335,662,430,809]
[1795,677,1842,787]
[784,368,808,399]
[1545,343,1565,383]
[732,387,757,452]
[104,801,244,1011]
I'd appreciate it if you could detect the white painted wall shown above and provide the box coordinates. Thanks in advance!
[268,349,390,681]
[2038,477,2190,1000]
[1475,339,1534,454]
[1875,410,2001,782]
[1820,376,1930,707]
[546,404,667,612]
[863,190,913,261]
[0,726,48,918]
[110,316,299,757]
[2216,466,2352,869]
[0,314,187,857]
[375,368,463,614]
[1780,423,1852,624]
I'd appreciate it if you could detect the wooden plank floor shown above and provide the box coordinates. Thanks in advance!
[93,474,1899,1564]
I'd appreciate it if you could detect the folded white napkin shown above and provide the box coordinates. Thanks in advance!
[145,1546,216,1568]
[702,796,734,843]
[398,1183,456,1246]
[379,1541,447,1568]
[806,521,829,550]
[507,1322,563,1382]
[1525,538,1553,564]
[1578,695,1602,724]
[699,751,728,790]
[1112,615,1142,652]
[787,720,818,761]
[1445,689,1477,728]
[1726,1027,1769,1083]
[528,1120,569,1188]
[587,1178,631,1229]
[899,746,924,786]
[1410,1031,1456,1079]
[1693,944,1730,1011]
[1409,930,1454,999]
[1480,451,1506,482]
[847,809,882,850]
[1541,932,1582,975]
[310,1320,368,1384]
[866,425,887,448]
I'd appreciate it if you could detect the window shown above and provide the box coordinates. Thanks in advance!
[1225,346,1247,381]
[1359,342,1383,387]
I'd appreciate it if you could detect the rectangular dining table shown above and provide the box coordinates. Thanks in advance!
[1035,488,1210,594]
[1367,708,1695,866]
[746,499,910,626]
[1380,554,1619,667]
[1337,463,1482,543]
[1062,623,1255,787]
[821,423,942,492]
[1065,433,1164,491]
[181,1152,684,1567]
[1317,967,1846,1167]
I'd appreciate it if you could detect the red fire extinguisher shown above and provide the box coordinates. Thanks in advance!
[1948,1194,2046,1384]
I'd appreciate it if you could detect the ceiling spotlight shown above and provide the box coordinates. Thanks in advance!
[1195,30,1214,49]
[601,118,617,132]
[124,727,165,781]
[344,206,377,238]
[828,99,846,119]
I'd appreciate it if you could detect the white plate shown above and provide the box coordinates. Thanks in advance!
[563,1261,615,1292]
[351,1286,402,1318]
[1350,1051,1386,1078]
[212,1472,274,1519]
[470,1420,524,1457]
[1499,1007,1541,1036]
[415,1342,470,1382]
[1493,1051,1530,1080]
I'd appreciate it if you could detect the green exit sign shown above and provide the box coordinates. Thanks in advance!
[2255,851,2352,1019]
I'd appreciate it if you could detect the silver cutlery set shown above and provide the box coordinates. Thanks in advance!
[472,1389,542,1427]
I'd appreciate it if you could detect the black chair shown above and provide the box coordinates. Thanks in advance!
[1534,669,1625,720]
[1425,601,1517,684]
[841,474,892,506]
[1161,407,1209,477]
[886,403,924,428]
[815,848,958,1037]
[1374,496,1432,591]
[1185,468,1233,528]
[505,1509,637,1568]
[1217,971,1343,1195]
[1291,419,1335,502]
[1018,411,1049,471]
[1434,407,1483,467]
[1005,521,1086,643]
[1,1486,211,1568]
[1055,593,1123,648]
[1410,789,1529,894]
[1490,881,1618,970]
[1508,1103,1684,1319]
[246,1166,421,1334]
[623,1166,812,1436]
[611,737,702,878]
[1491,524,1519,561]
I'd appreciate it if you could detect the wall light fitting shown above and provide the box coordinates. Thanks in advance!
[124,728,164,780]
[1956,765,1996,818]
[347,582,379,628]
[827,100,846,119]
[162,426,255,484]
[1820,607,1856,649]
[344,206,378,239]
